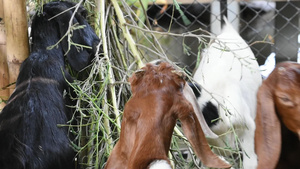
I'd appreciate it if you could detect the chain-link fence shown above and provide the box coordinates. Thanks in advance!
[18,1,300,168]
[144,0,300,71]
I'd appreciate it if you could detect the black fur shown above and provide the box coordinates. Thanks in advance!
[188,82,201,98]
[30,1,100,71]
[188,82,219,127]
[0,2,99,169]
[202,101,219,127]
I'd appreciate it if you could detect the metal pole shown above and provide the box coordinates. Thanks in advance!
[220,0,227,27]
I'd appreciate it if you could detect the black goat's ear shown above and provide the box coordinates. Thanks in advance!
[78,6,88,18]
[56,6,100,72]
[56,11,88,71]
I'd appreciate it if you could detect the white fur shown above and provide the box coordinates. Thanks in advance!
[193,18,262,169]
[148,160,172,169]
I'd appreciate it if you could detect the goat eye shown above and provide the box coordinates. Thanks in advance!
[280,97,290,102]
[277,95,294,107]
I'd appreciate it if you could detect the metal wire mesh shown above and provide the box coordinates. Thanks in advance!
[144,0,300,71]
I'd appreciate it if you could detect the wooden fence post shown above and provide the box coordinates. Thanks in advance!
[0,0,9,109]
[3,0,29,96]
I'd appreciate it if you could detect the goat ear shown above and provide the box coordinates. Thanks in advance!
[57,8,99,71]
[171,70,184,78]
[171,70,186,89]
[134,69,146,78]
[178,84,231,168]
[58,13,90,71]
[183,83,218,139]
[129,69,146,84]
[129,69,146,92]
[255,83,281,169]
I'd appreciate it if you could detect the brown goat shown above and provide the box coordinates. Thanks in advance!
[105,62,230,169]
[255,61,300,169]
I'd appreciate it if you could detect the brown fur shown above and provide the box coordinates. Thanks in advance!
[255,61,300,169]
[105,62,230,169]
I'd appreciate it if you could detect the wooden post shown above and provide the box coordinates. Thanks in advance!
[0,0,9,109]
[3,0,29,95]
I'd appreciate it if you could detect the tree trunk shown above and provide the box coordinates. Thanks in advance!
[0,0,9,109]
[3,0,29,95]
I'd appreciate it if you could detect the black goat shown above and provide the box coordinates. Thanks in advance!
[0,1,100,169]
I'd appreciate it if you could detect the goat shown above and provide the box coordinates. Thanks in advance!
[189,18,262,168]
[255,61,300,169]
[105,61,231,169]
[0,1,100,169]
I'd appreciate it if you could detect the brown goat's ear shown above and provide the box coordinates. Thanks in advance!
[255,83,281,169]
[134,69,146,78]
[182,83,218,139]
[128,69,146,89]
[179,84,230,168]
[172,70,186,89]
[178,84,231,168]
[171,70,184,78]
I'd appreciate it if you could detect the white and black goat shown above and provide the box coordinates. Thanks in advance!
[189,18,262,168]
[0,2,99,169]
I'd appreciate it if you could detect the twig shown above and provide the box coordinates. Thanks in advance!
[111,0,144,68]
